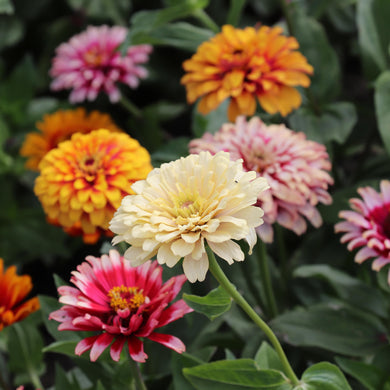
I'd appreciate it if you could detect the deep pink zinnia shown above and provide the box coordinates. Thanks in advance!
[50,25,152,103]
[189,116,333,242]
[49,250,192,363]
[335,180,390,283]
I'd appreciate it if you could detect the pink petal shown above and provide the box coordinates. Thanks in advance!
[90,333,114,362]
[110,337,126,361]
[157,300,193,328]
[75,335,99,357]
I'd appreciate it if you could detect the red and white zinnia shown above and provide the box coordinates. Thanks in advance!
[50,250,192,362]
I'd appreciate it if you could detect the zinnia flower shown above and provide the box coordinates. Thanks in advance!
[181,24,313,122]
[49,250,192,362]
[0,258,40,331]
[335,180,390,283]
[34,129,152,244]
[109,151,269,282]
[50,25,152,103]
[20,108,122,171]
[189,117,333,243]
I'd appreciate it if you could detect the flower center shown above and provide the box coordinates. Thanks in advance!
[108,286,146,312]
[80,155,101,179]
[84,47,105,66]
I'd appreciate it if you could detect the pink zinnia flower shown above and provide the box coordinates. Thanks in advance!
[50,25,152,103]
[335,180,390,283]
[189,116,333,242]
[49,250,192,362]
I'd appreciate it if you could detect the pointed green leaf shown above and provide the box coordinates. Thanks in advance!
[335,356,385,390]
[375,71,390,155]
[357,0,390,80]
[254,342,285,374]
[300,362,352,389]
[183,286,232,320]
[271,303,388,356]
[183,359,293,390]
[43,340,79,357]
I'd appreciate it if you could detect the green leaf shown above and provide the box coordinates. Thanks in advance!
[375,71,390,155]
[300,362,352,390]
[271,303,388,356]
[151,137,191,166]
[183,359,293,390]
[290,8,341,101]
[288,102,357,144]
[43,340,79,357]
[0,0,14,13]
[183,286,232,320]
[357,0,390,80]
[293,264,388,317]
[129,22,214,52]
[171,353,204,390]
[123,0,209,48]
[335,356,385,390]
[8,320,45,386]
[0,15,23,50]
[254,342,285,374]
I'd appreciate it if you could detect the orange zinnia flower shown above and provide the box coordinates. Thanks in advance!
[181,25,313,121]
[20,108,123,170]
[34,129,152,244]
[0,258,40,331]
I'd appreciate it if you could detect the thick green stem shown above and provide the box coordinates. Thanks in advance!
[227,0,246,26]
[206,247,299,386]
[120,96,143,118]
[129,358,147,390]
[193,9,220,33]
[257,240,278,318]
[275,224,289,285]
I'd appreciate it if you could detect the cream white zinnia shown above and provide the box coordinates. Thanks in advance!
[109,151,269,282]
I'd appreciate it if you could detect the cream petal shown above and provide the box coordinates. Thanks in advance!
[157,244,181,267]
[182,252,209,282]
[171,239,195,257]
[207,240,245,264]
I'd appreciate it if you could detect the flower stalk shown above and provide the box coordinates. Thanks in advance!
[129,358,147,390]
[256,240,278,318]
[206,247,299,386]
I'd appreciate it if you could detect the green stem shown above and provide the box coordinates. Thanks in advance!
[129,358,147,390]
[207,247,299,386]
[257,240,278,318]
[193,9,220,33]
[279,0,294,37]
[227,0,246,26]
[275,224,289,284]
[120,96,143,118]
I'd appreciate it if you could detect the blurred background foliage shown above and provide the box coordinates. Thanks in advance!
[1,0,390,389]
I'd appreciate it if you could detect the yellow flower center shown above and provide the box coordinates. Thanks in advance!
[84,48,105,66]
[108,286,146,312]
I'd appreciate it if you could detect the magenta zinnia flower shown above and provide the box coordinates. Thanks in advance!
[50,25,152,103]
[335,180,390,283]
[49,250,192,362]
[189,116,333,242]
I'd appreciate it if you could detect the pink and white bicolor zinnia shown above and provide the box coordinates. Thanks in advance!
[50,25,152,103]
[335,180,390,283]
[189,116,333,243]
[49,250,192,363]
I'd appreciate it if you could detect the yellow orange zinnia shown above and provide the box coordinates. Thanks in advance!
[0,258,40,331]
[20,108,123,170]
[34,129,152,244]
[181,25,313,121]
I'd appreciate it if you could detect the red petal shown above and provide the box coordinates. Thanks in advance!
[110,336,126,361]
[128,336,148,363]
[148,332,186,354]
[156,300,193,328]
[90,333,114,362]
[75,335,99,357]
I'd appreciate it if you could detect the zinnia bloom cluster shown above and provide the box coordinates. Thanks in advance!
[34,129,152,244]
[181,24,313,122]
[335,180,390,283]
[189,117,333,243]
[49,250,192,362]
[50,25,152,103]
[0,258,40,331]
[20,108,122,171]
[110,151,269,282]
